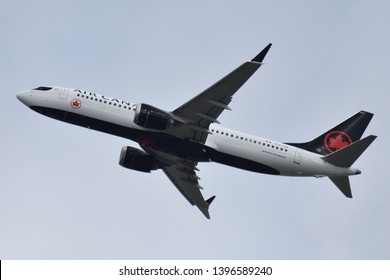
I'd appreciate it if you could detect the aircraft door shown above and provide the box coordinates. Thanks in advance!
[293,149,303,164]
[58,88,69,120]
[59,88,69,100]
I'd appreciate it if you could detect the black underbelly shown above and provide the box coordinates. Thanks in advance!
[30,106,280,175]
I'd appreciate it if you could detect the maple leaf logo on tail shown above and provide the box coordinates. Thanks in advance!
[324,131,352,153]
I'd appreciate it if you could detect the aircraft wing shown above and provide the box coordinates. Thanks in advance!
[142,146,215,219]
[171,43,272,143]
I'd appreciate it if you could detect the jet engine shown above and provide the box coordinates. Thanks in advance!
[133,103,173,130]
[119,146,159,173]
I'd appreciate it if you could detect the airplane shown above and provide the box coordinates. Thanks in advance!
[16,43,376,219]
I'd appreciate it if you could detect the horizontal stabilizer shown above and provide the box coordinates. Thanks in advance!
[329,176,352,198]
[322,135,377,167]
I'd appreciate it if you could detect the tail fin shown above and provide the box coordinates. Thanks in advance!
[288,111,374,155]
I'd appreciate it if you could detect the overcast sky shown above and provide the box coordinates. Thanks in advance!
[1,0,389,259]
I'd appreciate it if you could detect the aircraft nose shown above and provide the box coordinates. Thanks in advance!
[16,90,32,107]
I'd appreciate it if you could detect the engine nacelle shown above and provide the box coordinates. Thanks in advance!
[119,146,159,173]
[134,103,173,130]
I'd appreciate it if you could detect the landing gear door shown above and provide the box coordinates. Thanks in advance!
[293,149,303,164]
[59,88,69,100]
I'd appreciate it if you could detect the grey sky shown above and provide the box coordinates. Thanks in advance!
[1,0,389,259]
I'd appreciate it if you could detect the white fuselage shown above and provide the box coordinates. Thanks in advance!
[205,125,358,177]
[17,87,360,178]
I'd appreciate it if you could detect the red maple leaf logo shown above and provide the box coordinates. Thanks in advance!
[138,136,153,147]
[324,131,352,152]
[70,99,81,109]
[328,135,349,150]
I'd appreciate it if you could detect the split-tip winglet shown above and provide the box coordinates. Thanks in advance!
[251,43,272,63]
[202,196,216,219]
[205,195,216,207]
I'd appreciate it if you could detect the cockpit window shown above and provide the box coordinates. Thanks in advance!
[33,86,53,91]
